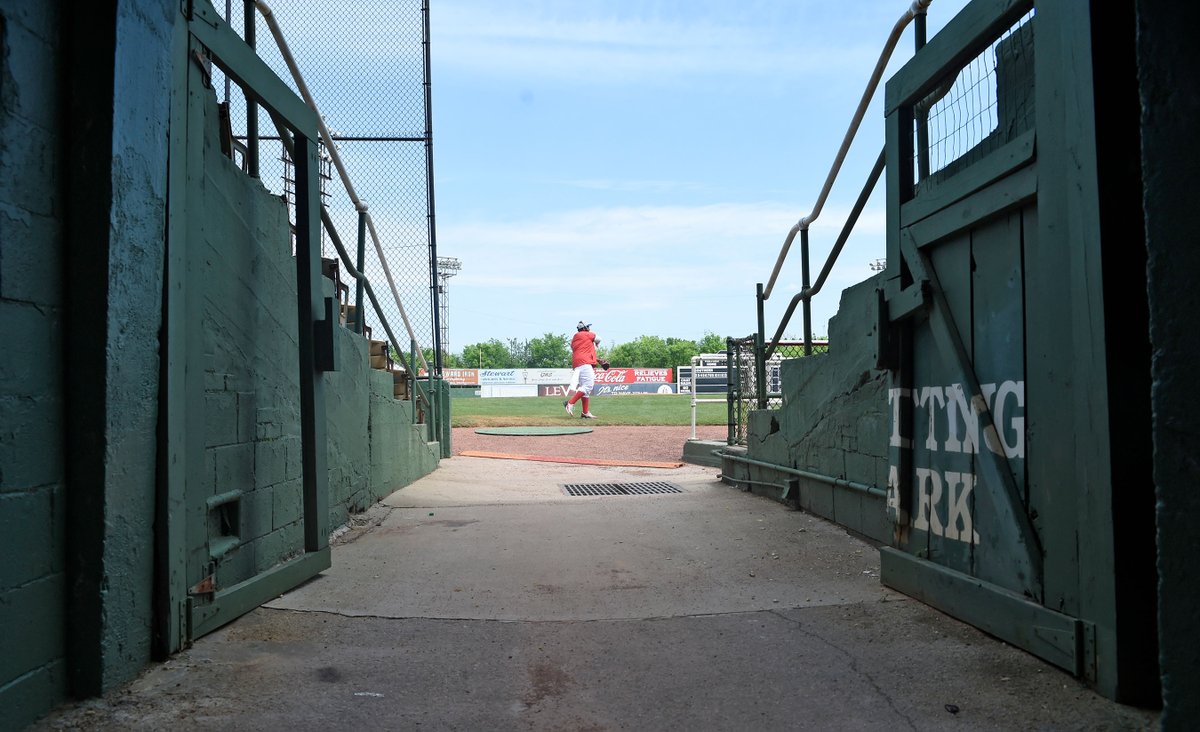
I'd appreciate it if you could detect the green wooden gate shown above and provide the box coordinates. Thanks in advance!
[159,1,331,652]
[876,0,1156,704]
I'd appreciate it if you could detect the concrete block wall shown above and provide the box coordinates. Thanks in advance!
[325,331,441,525]
[195,87,440,569]
[0,3,441,725]
[368,368,440,499]
[197,94,309,587]
[325,327,372,527]
[734,276,891,542]
[0,2,69,724]
[78,0,172,691]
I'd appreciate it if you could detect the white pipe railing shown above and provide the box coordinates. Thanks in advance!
[254,0,432,376]
[689,392,725,441]
[763,0,932,301]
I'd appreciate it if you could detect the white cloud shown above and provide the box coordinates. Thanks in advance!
[566,178,710,194]
[433,199,886,343]
[431,3,881,87]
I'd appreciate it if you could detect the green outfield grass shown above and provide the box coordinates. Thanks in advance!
[450,393,729,428]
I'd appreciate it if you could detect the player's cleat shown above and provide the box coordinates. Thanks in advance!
[563,400,574,416]
[581,412,597,419]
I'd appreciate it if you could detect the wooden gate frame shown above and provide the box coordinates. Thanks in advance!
[160,0,331,652]
[876,0,1160,704]
[876,0,1092,681]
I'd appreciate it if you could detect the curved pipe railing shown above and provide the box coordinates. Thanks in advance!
[762,0,932,302]
[750,0,930,407]
[764,148,886,360]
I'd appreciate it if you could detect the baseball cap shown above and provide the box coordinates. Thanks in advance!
[577,321,591,330]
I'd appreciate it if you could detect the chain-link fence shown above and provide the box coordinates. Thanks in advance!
[211,0,438,362]
[727,336,830,444]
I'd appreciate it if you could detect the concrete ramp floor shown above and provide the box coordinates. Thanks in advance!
[34,457,1158,730]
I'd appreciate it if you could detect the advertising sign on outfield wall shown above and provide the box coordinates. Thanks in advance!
[594,368,673,384]
[479,369,520,385]
[525,368,573,385]
[594,383,676,396]
[438,368,479,385]
[539,383,676,397]
[428,367,679,393]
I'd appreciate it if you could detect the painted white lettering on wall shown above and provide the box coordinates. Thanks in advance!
[888,379,1024,545]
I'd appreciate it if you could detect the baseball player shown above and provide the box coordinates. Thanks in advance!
[564,321,609,418]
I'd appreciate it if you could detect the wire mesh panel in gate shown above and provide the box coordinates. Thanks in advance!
[915,10,1036,187]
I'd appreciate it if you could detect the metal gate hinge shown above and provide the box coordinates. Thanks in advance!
[190,49,214,89]
[189,574,215,596]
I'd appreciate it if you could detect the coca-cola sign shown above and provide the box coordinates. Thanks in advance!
[594,368,673,384]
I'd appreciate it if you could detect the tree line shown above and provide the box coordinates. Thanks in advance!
[432,332,730,370]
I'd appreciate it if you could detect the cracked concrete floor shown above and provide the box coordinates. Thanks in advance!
[34,457,1158,731]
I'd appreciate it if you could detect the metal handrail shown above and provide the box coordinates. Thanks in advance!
[763,0,931,301]
[717,449,887,499]
[755,0,930,375]
[764,148,886,359]
[269,120,420,387]
[253,0,433,378]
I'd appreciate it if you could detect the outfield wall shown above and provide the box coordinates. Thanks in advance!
[434,368,676,396]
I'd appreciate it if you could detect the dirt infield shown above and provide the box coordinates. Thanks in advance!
[451,424,726,465]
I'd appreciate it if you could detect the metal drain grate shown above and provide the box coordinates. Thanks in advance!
[561,481,685,497]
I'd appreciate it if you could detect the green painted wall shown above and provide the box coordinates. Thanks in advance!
[369,369,441,497]
[193,80,440,587]
[195,84,309,588]
[1138,0,1200,725]
[324,328,439,527]
[0,2,441,726]
[735,0,1163,705]
[76,0,174,693]
[734,276,891,542]
[325,328,373,526]
[1,0,174,725]
[0,4,68,727]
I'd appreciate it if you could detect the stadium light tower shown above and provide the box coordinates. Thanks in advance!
[436,256,462,356]
[869,258,887,272]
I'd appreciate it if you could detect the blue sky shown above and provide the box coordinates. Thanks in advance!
[426,0,973,352]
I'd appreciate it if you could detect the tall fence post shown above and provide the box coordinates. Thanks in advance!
[354,204,367,334]
[439,377,451,457]
[801,227,813,356]
[243,0,258,178]
[726,337,737,445]
[755,284,768,410]
[914,7,930,181]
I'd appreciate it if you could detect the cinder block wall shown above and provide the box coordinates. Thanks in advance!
[324,328,439,527]
[196,87,440,584]
[368,368,440,498]
[0,1,69,723]
[326,328,373,524]
[733,276,891,542]
[197,95,312,586]
[0,4,441,726]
